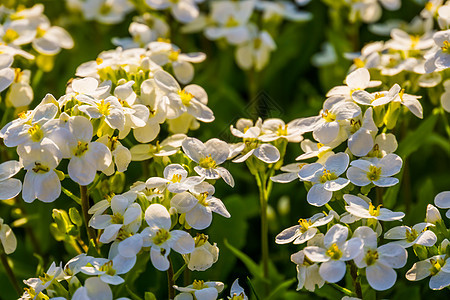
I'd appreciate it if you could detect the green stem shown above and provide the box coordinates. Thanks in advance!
[61,186,81,204]
[255,172,269,295]
[440,108,450,139]
[173,263,187,282]
[0,250,21,296]
[31,69,44,92]
[88,173,105,193]
[350,261,363,299]
[330,283,356,297]
[80,185,96,244]
[167,256,175,300]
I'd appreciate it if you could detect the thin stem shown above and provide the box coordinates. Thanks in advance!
[439,108,450,139]
[329,283,356,297]
[88,173,105,193]
[167,256,175,300]
[255,172,269,296]
[172,263,187,282]
[16,200,42,255]
[61,186,81,204]
[80,185,96,244]
[0,250,21,296]
[376,187,383,206]
[350,261,363,299]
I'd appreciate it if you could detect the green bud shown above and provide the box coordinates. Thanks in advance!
[50,223,65,242]
[66,225,79,236]
[110,172,125,194]
[413,244,428,260]
[69,207,83,227]
[36,54,55,72]
[52,209,70,233]
[384,102,401,130]
[55,169,65,181]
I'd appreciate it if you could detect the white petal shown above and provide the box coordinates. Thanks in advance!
[324,224,348,248]
[0,178,22,200]
[366,262,397,291]
[275,225,300,244]
[303,246,329,262]
[319,260,346,283]
[307,184,332,207]
[435,191,450,209]
[118,234,143,258]
[145,204,171,230]
[170,230,195,254]
[347,167,371,186]
[253,144,280,163]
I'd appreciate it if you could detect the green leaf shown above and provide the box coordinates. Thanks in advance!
[267,278,296,300]
[397,113,439,158]
[247,277,261,300]
[144,292,157,300]
[126,285,143,300]
[224,239,265,281]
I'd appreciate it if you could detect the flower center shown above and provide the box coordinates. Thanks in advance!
[368,202,382,217]
[153,228,170,246]
[253,37,262,49]
[171,174,182,183]
[192,279,206,290]
[99,3,112,15]
[276,124,288,136]
[365,249,379,266]
[410,35,420,48]
[225,16,239,27]
[74,141,89,157]
[97,99,111,116]
[197,192,209,207]
[298,218,313,233]
[367,165,382,181]
[441,41,450,54]
[350,118,362,133]
[36,26,46,39]
[178,89,194,106]
[28,123,44,142]
[32,162,49,174]
[168,50,180,61]
[111,213,124,224]
[199,155,216,169]
[321,109,336,122]
[99,260,116,276]
[429,258,445,276]
[96,57,103,65]
[326,243,343,260]
[319,169,337,183]
[194,233,208,247]
[405,228,418,242]
[353,58,365,68]
[2,29,19,44]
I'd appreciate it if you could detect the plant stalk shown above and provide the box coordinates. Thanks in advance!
[80,185,96,244]
[167,256,175,300]
[255,172,269,295]
[350,261,363,299]
[0,250,21,296]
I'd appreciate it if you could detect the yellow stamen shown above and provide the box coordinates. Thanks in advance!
[199,155,216,169]
[326,243,343,260]
[367,165,382,181]
[365,249,379,266]
[152,228,170,246]
[178,89,194,106]
[28,123,44,142]
[97,99,111,116]
[321,109,336,122]
[368,202,382,217]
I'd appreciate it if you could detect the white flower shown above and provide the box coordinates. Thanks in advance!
[290,250,325,292]
[235,28,276,71]
[346,107,378,157]
[256,1,312,22]
[387,28,434,51]
[347,153,402,187]
[205,0,255,45]
[275,212,337,245]
[145,163,204,193]
[5,69,33,108]
[78,95,126,131]
[425,29,450,73]
[406,255,450,290]
[72,277,113,300]
[0,160,22,200]
[392,86,423,119]
[311,100,361,144]
[18,140,62,203]
[89,195,141,243]
[295,139,334,162]
[141,204,195,271]
[67,116,112,185]
[184,234,219,272]
[182,137,234,187]
[434,191,450,218]
[344,194,405,222]
[174,280,224,300]
[80,255,136,285]
[384,223,437,248]
[170,182,231,230]
[97,135,131,176]
[366,133,398,158]
[304,224,363,283]
[298,153,350,206]
[353,226,407,291]
[426,204,443,224]
[326,68,381,100]
[31,21,74,55]
[148,41,206,84]
[24,262,64,296]
[146,0,199,23]
[0,218,17,254]
[228,278,247,299]
[154,70,214,122]
[130,134,186,161]
[81,0,134,24]
[270,162,306,183]
[259,118,304,143]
